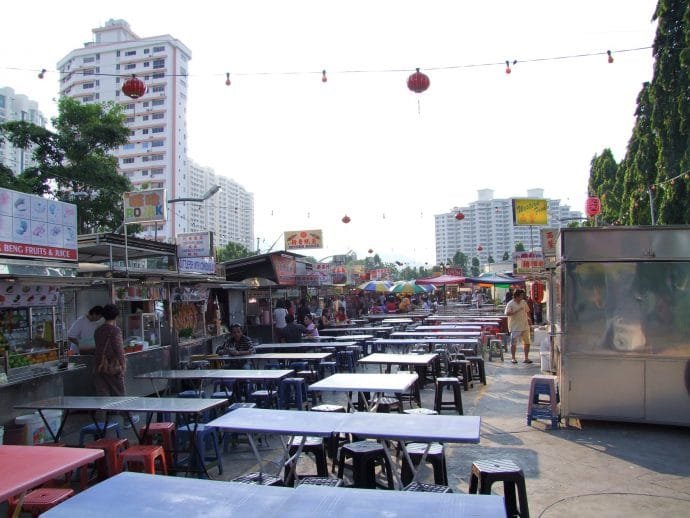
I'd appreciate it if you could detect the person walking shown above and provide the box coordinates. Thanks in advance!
[504,289,533,364]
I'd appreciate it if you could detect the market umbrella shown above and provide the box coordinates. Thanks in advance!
[464,273,524,288]
[391,280,427,295]
[357,280,393,293]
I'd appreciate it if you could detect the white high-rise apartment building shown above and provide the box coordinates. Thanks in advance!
[434,188,581,266]
[57,19,191,241]
[0,87,47,176]
[186,160,254,251]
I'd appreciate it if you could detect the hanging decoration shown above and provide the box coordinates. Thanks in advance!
[122,74,146,99]
[531,281,544,304]
[585,196,601,217]
[607,50,614,64]
[37,69,46,79]
[321,70,327,83]
[225,72,231,86]
[477,245,483,251]
[368,249,374,254]
[455,212,465,220]
[341,215,351,224]
[407,68,430,93]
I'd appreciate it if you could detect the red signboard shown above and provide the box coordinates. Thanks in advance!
[585,196,601,217]
[0,241,77,261]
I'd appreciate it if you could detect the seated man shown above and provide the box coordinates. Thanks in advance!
[278,314,307,343]
[216,323,255,367]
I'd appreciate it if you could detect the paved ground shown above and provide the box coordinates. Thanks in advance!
[44,358,690,517]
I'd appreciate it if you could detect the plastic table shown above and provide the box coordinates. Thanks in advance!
[307,372,419,411]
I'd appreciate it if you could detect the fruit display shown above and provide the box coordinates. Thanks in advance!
[172,303,203,336]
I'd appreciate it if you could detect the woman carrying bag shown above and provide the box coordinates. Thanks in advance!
[93,303,126,397]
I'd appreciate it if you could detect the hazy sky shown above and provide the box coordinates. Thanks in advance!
[1,1,658,266]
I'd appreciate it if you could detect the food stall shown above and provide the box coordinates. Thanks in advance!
[555,226,690,426]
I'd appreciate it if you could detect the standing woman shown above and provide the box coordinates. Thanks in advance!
[93,303,126,397]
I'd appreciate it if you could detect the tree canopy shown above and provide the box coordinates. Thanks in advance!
[0,97,132,233]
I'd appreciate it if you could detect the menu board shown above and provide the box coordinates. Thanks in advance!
[0,282,60,307]
[0,188,78,261]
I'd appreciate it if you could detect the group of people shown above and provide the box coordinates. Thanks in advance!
[272,299,322,343]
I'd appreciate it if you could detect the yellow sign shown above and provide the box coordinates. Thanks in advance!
[512,198,548,226]
[284,229,323,250]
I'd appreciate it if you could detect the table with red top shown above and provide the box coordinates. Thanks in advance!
[0,445,103,502]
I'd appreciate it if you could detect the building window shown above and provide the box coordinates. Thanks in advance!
[143,61,150,67]
[150,154,164,161]
[152,59,165,69]
[83,56,95,63]
[142,142,149,149]
[122,157,135,164]
[83,83,94,89]
[152,99,164,106]
[116,64,120,70]
[116,77,120,84]
[116,50,120,57]
[152,113,164,120]
[141,169,149,176]
[125,116,134,123]
[125,50,136,56]
[151,85,165,93]
[144,48,150,54]
[125,63,136,70]
[83,69,95,76]
[82,95,94,102]
[142,129,149,135]
[153,46,165,52]
[142,115,149,121]
[142,101,149,107]
[123,103,135,110]
[151,140,164,147]
[123,143,135,150]
[152,127,164,133]
[115,91,120,97]
[152,72,164,79]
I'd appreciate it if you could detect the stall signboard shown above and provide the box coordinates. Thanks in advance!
[123,189,167,224]
[284,229,323,250]
[540,228,559,257]
[512,198,548,226]
[514,251,545,274]
[178,256,216,275]
[369,268,390,281]
[177,232,213,258]
[0,188,78,261]
[0,282,59,307]
[113,285,165,302]
[171,286,210,302]
[314,263,332,284]
[271,254,297,285]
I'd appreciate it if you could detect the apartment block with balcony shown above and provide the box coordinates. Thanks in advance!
[0,87,47,176]
[434,188,581,266]
[56,19,191,241]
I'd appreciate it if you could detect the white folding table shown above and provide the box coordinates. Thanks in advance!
[307,372,419,411]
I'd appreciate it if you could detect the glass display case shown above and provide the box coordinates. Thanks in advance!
[126,312,161,346]
[0,306,60,370]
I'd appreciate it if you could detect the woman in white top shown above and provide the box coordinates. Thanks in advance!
[273,300,288,329]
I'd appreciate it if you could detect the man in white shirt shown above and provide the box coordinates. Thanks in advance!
[504,289,532,364]
[67,306,104,354]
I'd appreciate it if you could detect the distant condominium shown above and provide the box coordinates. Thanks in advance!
[434,188,581,265]
[0,87,47,176]
[57,19,253,249]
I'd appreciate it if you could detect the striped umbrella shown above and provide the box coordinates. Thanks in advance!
[391,281,427,295]
[357,280,393,293]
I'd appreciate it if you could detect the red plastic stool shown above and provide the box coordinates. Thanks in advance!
[37,442,90,489]
[120,444,168,475]
[8,488,74,517]
[84,437,130,479]
[141,421,176,468]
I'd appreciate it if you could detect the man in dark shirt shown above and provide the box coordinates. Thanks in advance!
[278,314,307,343]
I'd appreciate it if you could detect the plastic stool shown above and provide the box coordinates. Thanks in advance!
[299,477,343,487]
[404,482,452,493]
[177,423,223,476]
[142,422,176,469]
[401,442,448,486]
[211,380,235,400]
[403,408,438,415]
[335,351,356,373]
[337,440,394,489]
[488,338,504,362]
[311,404,347,472]
[448,360,472,391]
[434,377,464,415]
[7,488,74,517]
[79,421,122,446]
[231,472,283,486]
[527,375,559,429]
[222,403,257,452]
[250,383,279,409]
[318,361,337,379]
[84,437,129,480]
[466,356,487,385]
[469,459,530,518]
[278,377,309,410]
[284,436,329,486]
[178,389,205,398]
[120,444,168,475]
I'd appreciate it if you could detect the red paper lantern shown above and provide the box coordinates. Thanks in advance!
[341,215,351,224]
[455,212,465,220]
[122,75,146,99]
[585,196,601,217]
[407,68,430,94]
[477,245,483,252]
[367,249,373,254]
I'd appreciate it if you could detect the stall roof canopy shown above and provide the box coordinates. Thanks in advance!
[416,274,466,285]
[223,251,307,284]
[464,273,525,286]
[77,233,176,262]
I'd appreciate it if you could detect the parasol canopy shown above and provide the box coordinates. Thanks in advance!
[464,273,524,288]
[391,280,427,295]
[415,274,466,285]
[357,280,393,293]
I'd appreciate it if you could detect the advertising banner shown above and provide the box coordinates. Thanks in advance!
[0,188,78,261]
[178,256,216,275]
[514,251,545,274]
[123,189,167,224]
[270,253,297,285]
[512,198,548,226]
[284,229,323,250]
[177,232,213,258]
[0,282,60,307]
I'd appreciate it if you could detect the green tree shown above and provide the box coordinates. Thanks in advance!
[0,97,131,233]
[515,242,525,252]
[470,257,480,277]
[588,148,621,224]
[502,251,510,261]
[451,251,468,274]
[487,255,495,264]
[216,241,255,262]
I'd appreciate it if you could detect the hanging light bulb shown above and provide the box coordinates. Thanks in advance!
[37,69,46,79]
[321,70,327,83]
[505,60,512,74]
[225,72,231,86]
[607,50,614,64]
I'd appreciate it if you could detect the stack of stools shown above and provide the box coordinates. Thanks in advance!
[400,442,448,486]
[78,421,122,446]
[120,444,168,475]
[311,404,347,472]
[337,440,394,489]
[434,377,464,415]
[141,422,176,470]
[176,423,223,475]
[278,377,310,410]
[527,375,559,429]
[7,488,75,517]
[283,436,329,486]
[335,350,356,373]
[469,459,530,518]
[84,437,129,480]
[465,356,487,385]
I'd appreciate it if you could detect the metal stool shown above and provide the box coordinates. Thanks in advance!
[469,459,530,518]
[311,404,347,473]
[465,356,487,385]
[79,421,122,446]
[400,442,448,486]
[231,472,283,486]
[448,359,473,391]
[299,477,344,487]
[337,440,394,489]
[434,377,464,415]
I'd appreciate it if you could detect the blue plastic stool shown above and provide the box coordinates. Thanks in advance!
[178,390,206,398]
[79,421,122,446]
[336,351,356,373]
[177,423,223,476]
[211,380,235,400]
[527,375,559,429]
[278,377,309,410]
[318,361,337,379]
